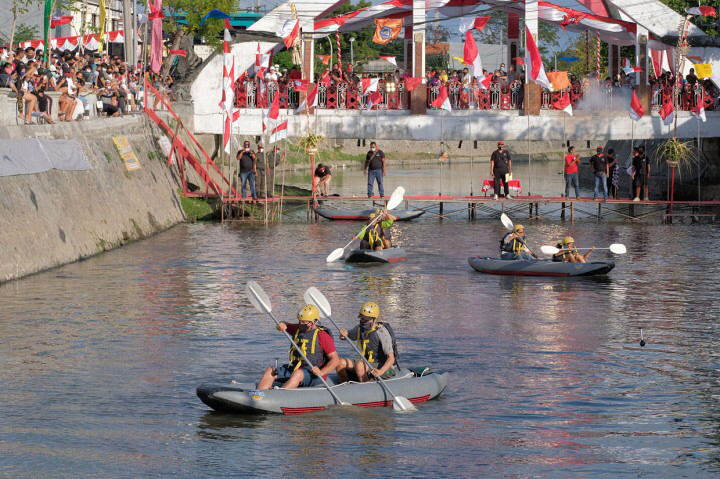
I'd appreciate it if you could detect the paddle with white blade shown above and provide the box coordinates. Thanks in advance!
[540,243,627,255]
[499,213,537,258]
[326,186,406,263]
[244,281,352,407]
[303,287,417,412]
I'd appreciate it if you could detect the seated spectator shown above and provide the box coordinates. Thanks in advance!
[31,88,55,124]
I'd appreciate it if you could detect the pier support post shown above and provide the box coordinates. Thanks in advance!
[597,202,602,220]
[561,201,566,220]
[571,202,574,222]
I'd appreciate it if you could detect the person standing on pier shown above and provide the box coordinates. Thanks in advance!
[564,146,580,199]
[632,146,650,201]
[490,141,512,200]
[237,141,258,201]
[590,146,608,201]
[364,142,386,198]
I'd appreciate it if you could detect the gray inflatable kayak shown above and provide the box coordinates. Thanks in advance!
[315,208,425,221]
[468,256,615,277]
[345,247,407,263]
[197,367,448,415]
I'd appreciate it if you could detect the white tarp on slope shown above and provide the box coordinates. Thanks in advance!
[0,139,91,177]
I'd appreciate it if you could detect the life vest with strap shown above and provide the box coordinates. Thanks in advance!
[560,245,578,261]
[358,322,399,366]
[365,223,384,250]
[288,324,333,371]
[500,232,525,253]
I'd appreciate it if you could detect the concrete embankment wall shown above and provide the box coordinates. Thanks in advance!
[0,115,186,283]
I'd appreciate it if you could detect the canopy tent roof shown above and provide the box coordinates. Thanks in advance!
[311,0,638,45]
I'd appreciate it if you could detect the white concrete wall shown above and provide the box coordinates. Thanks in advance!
[195,108,720,141]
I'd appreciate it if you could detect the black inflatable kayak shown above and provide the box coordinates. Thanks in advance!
[315,208,425,221]
[468,256,615,277]
[345,247,407,263]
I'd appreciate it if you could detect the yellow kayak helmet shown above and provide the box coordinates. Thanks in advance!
[513,224,524,233]
[359,302,380,319]
[297,304,320,322]
[562,236,575,245]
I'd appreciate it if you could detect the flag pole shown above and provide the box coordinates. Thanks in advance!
[469,120,473,196]
[697,118,701,201]
[440,109,444,196]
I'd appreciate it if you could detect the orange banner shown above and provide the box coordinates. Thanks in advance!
[546,71,570,91]
[373,18,402,45]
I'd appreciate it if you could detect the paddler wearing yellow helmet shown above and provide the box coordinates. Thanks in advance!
[358,209,397,251]
[555,236,595,263]
[257,304,339,390]
[500,224,538,260]
[336,301,399,383]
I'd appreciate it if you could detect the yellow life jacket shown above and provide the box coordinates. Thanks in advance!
[288,326,330,371]
[367,224,384,250]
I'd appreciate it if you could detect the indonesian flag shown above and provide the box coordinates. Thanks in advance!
[296,84,319,113]
[361,78,379,94]
[525,26,552,90]
[404,77,423,91]
[622,57,643,75]
[686,6,716,16]
[432,86,451,111]
[554,92,573,116]
[463,30,483,80]
[479,73,493,90]
[51,15,73,29]
[254,43,270,77]
[661,50,672,74]
[560,13,587,30]
[267,93,280,131]
[269,120,288,144]
[380,56,397,67]
[660,101,674,126]
[458,16,490,33]
[629,88,644,121]
[276,19,300,49]
[367,91,383,110]
[221,19,235,155]
[692,103,706,122]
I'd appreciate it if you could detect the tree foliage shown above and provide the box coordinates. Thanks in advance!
[13,23,39,43]
[162,0,240,48]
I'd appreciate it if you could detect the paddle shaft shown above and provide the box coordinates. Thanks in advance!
[336,213,386,253]
[265,310,346,405]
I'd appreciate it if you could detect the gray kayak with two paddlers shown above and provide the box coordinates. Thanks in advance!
[345,247,407,263]
[314,208,425,221]
[197,367,448,415]
[468,256,615,277]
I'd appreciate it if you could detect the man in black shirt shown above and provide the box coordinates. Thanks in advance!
[237,140,257,200]
[632,145,650,201]
[590,146,608,200]
[313,163,332,196]
[490,141,512,199]
[364,141,386,198]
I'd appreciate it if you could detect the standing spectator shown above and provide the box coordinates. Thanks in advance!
[495,63,508,86]
[632,145,650,201]
[237,140,258,200]
[490,141,512,199]
[564,146,580,199]
[288,66,301,80]
[364,141,386,198]
[330,63,343,83]
[313,163,332,196]
[686,68,698,86]
[590,146,608,201]
[606,148,618,198]
[255,143,269,198]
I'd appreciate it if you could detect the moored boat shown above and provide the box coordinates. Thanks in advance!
[345,247,407,263]
[197,367,448,415]
[315,208,425,221]
[468,256,615,277]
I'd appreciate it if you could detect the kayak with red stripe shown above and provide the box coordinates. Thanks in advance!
[315,208,425,221]
[468,256,615,277]
[345,247,407,263]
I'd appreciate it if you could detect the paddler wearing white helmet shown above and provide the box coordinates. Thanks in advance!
[336,302,400,383]
[500,224,537,260]
[358,209,397,251]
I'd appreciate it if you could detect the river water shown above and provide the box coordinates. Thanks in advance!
[3,164,720,478]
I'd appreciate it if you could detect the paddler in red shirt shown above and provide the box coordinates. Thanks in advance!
[257,304,339,390]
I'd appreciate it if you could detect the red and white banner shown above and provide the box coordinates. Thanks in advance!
[380,56,397,67]
[367,90,383,110]
[525,26,552,90]
[432,86,451,111]
[660,101,674,126]
[458,16,490,33]
[361,78,379,94]
[221,19,235,155]
[686,6,716,17]
[296,85,319,113]
[269,121,288,144]
[276,19,300,49]
[629,89,644,121]
[56,37,80,51]
[107,30,124,43]
[622,57,643,75]
[82,34,100,50]
[463,30,483,79]
[554,92,573,115]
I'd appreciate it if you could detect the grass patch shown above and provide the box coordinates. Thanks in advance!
[104,152,112,163]
[180,195,216,222]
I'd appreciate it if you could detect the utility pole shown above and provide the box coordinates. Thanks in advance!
[123,0,133,64]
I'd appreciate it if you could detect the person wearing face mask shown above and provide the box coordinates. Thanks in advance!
[490,141,512,200]
[257,304,339,390]
[364,141,386,198]
[237,141,258,200]
[336,302,399,383]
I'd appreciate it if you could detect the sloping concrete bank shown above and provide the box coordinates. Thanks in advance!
[0,115,186,283]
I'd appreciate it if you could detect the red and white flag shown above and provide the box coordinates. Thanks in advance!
[432,86,451,111]
[463,30,483,80]
[51,15,73,29]
[269,120,288,144]
[458,16,490,33]
[629,89,644,121]
[560,13,588,30]
[380,56,397,67]
[660,101,674,126]
[291,79,310,93]
[221,19,235,155]
[404,77,423,91]
[525,26,552,90]
[554,92,573,116]
[479,73,493,90]
[276,19,300,49]
[254,43,270,77]
[367,91,383,110]
[686,6,716,16]
[622,58,643,75]
[692,103,707,122]
[267,93,280,131]
[296,85,319,114]
[361,78,379,94]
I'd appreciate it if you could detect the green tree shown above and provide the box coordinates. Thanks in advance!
[13,23,39,43]
[7,0,34,51]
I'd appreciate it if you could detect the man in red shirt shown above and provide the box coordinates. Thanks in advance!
[257,304,339,389]
[564,145,580,199]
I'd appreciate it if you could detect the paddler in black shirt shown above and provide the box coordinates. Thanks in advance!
[490,141,512,200]
[237,140,257,200]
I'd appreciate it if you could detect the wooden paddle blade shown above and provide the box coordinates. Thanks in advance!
[386,186,405,210]
[246,281,272,313]
[500,213,513,230]
[541,245,560,255]
[393,396,417,412]
[326,248,345,263]
[609,244,627,254]
[304,287,331,317]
